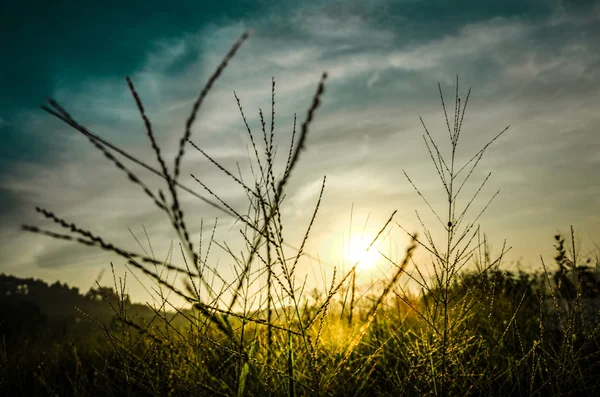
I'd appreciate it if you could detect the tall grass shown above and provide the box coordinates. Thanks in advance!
[14,32,600,396]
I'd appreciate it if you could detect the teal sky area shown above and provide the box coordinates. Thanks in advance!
[1,0,599,303]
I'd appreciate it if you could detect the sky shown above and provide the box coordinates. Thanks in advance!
[1,0,599,304]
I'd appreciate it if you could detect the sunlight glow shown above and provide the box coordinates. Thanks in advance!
[346,235,379,271]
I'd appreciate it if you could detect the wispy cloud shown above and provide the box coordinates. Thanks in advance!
[2,1,599,301]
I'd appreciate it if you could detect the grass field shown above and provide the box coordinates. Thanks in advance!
[4,31,600,396]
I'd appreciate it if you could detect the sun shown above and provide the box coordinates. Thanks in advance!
[346,235,380,271]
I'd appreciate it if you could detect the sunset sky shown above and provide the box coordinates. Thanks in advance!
[1,0,599,303]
